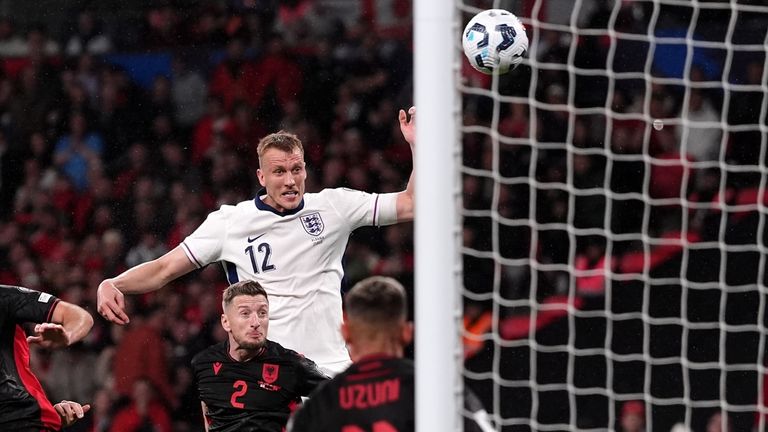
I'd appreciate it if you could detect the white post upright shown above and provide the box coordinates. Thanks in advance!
[414,1,460,431]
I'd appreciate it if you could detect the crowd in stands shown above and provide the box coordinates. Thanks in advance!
[0,1,413,431]
[0,0,765,430]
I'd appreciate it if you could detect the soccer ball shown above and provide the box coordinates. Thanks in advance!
[462,9,528,75]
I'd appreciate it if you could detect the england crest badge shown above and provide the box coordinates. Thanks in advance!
[300,212,324,236]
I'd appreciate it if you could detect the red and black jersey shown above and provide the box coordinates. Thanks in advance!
[191,339,328,432]
[0,285,61,431]
[288,355,415,432]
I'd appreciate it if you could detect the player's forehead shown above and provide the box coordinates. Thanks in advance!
[260,147,304,166]
[231,294,269,309]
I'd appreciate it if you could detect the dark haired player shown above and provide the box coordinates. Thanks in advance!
[0,284,94,431]
[191,280,328,432]
[288,276,496,432]
[287,276,415,431]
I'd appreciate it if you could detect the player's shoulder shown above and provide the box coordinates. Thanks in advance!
[347,356,414,380]
[265,340,306,361]
[191,341,228,367]
[316,187,366,198]
[0,284,36,296]
[209,198,259,215]
[310,187,373,206]
[0,284,49,303]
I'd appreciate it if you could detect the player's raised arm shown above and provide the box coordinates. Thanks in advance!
[27,300,93,349]
[97,246,196,325]
[396,106,416,222]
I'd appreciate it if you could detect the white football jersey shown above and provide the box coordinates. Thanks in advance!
[181,188,399,367]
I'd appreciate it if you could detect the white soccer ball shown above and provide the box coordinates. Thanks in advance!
[462,9,528,75]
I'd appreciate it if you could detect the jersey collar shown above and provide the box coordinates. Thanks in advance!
[254,188,305,216]
[225,340,269,362]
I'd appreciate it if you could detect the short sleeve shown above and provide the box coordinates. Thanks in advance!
[181,206,230,268]
[323,188,398,230]
[0,286,60,324]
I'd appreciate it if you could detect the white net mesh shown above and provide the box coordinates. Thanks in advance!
[457,1,768,431]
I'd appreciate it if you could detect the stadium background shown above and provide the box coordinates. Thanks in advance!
[0,0,765,431]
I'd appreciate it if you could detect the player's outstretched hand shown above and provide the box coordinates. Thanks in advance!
[96,280,130,325]
[54,400,91,426]
[399,106,416,146]
[27,323,70,349]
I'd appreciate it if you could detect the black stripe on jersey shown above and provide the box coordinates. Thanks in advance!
[372,194,380,226]
[182,242,204,268]
[224,261,239,284]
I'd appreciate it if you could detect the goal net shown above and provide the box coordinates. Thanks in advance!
[457,0,768,431]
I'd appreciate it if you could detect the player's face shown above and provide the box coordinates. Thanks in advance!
[222,294,269,350]
[257,147,306,212]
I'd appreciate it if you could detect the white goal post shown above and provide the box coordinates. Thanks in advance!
[414,1,461,432]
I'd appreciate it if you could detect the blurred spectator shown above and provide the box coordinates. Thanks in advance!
[125,232,167,269]
[208,36,259,111]
[170,55,207,131]
[142,4,180,50]
[53,111,104,192]
[706,410,733,432]
[185,4,228,46]
[25,24,61,57]
[112,306,175,407]
[676,89,721,162]
[44,343,100,405]
[251,33,304,129]
[148,75,174,120]
[619,400,646,432]
[63,10,113,57]
[191,95,233,165]
[0,17,27,57]
[109,378,172,432]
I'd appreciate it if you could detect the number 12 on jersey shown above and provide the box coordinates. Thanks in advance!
[245,243,276,274]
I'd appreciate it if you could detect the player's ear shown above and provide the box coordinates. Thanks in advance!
[340,321,351,344]
[220,314,230,332]
[401,321,414,346]
[257,168,266,187]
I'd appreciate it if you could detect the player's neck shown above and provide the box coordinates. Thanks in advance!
[350,340,404,362]
[228,343,266,362]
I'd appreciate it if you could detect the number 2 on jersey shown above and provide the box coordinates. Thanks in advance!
[231,380,247,408]
[245,243,276,273]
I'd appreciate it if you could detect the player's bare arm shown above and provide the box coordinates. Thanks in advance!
[54,400,91,427]
[97,246,196,325]
[396,106,416,222]
[27,301,93,349]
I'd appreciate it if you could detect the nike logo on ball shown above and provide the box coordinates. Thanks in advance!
[248,233,266,242]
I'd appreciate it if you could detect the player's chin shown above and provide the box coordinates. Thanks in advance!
[240,339,266,350]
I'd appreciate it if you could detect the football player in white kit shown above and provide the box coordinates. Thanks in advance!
[97,107,416,375]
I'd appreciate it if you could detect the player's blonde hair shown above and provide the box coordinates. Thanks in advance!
[222,280,269,310]
[256,131,304,162]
